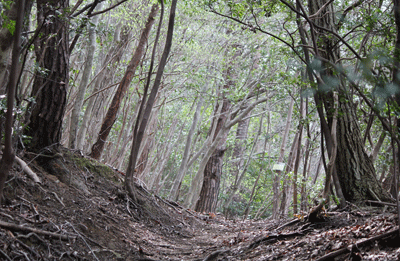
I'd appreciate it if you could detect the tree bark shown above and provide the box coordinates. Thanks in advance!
[195,95,231,213]
[125,0,174,201]
[307,0,390,202]
[68,3,101,149]
[90,4,159,160]
[25,0,69,152]
[76,24,130,151]
[169,88,206,201]
[272,97,294,219]
[0,0,24,202]
[0,1,17,94]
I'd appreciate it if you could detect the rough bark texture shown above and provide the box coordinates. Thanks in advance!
[76,25,130,151]
[0,0,24,202]
[195,95,231,213]
[194,45,243,213]
[309,0,391,202]
[26,0,69,152]
[195,149,225,213]
[90,4,159,160]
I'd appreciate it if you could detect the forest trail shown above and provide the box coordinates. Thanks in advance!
[0,148,399,260]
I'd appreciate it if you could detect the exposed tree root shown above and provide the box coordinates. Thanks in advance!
[316,227,399,261]
[14,156,41,183]
[0,220,75,241]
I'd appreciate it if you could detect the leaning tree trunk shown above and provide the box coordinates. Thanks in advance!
[68,3,101,149]
[90,4,159,160]
[26,0,69,152]
[308,0,391,202]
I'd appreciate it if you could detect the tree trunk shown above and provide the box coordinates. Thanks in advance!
[90,4,159,160]
[243,112,266,217]
[68,3,101,149]
[293,98,305,214]
[76,24,130,151]
[169,88,206,201]
[26,0,69,152]
[279,128,300,217]
[222,113,250,214]
[195,96,231,213]
[125,0,175,201]
[272,97,294,219]
[0,0,24,202]
[308,0,390,203]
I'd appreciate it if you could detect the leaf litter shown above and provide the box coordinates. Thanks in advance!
[0,148,399,260]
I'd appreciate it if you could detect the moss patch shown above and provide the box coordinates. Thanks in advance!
[65,149,123,185]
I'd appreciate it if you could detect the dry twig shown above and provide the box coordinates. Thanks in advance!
[0,220,74,241]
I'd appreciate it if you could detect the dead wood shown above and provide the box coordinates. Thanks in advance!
[247,230,305,250]
[275,218,301,231]
[365,200,397,207]
[0,220,75,241]
[14,156,41,183]
[316,227,399,261]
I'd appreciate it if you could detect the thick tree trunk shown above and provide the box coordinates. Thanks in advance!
[308,0,391,203]
[195,97,231,213]
[26,0,69,152]
[195,148,225,212]
[90,4,159,160]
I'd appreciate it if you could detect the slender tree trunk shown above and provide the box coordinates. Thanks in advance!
[169,87,207,201]
[125,0,175,201]
[0,2,17,94]
[272,97,294,219]
[301,117,312,212]
[279,128,300,217]
[68,3,101,149]
[76,24,130,150]
[243,112,266,217]
[90,4,159,159]
[26,0,69,152]
[293,98,305,214]
[0,0,24,202]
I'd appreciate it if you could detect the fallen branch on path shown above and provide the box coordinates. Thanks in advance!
[15,156,41,183]
[365,200,397,208]
[248,230,306,250]
[316,227,399,261]
[0,220,75,241]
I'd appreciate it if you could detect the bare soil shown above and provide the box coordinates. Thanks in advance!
[0,148,399,260]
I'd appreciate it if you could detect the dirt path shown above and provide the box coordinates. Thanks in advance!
[0,150,399,260]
